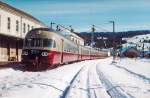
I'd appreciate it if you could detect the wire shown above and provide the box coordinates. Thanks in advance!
[94,25,111,32]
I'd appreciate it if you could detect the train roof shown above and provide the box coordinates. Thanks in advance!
[25,28,58,38]
[28,28,53,32]
[26,28,81,40]
[27,28,71,34]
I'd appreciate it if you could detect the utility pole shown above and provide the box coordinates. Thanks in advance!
[142,40,145,57]
[109,21,115,33]
[69,25,74,32]
[109,21,116,63]
[50,22,55,29]
[91,25,95,47]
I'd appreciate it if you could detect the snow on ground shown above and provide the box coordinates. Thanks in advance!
[0,57,149,98]
[141,58,150,62]
[97,57,150,98]
[117,58,150,82]
[0,61,87,98]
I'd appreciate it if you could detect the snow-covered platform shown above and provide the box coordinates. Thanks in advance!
[0,57,149,98]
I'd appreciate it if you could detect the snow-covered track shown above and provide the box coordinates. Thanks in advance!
[114,64,150,83]
[60,66,85,98]
[96,64,132,98]
[60,60,110,98]
[87,64,110,98]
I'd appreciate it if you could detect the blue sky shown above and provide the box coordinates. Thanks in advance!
[3,0,150,32]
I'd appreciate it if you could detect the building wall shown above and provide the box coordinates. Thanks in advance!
[0,36,8,61]
[0,8,45,38]
[0,4,46,62]
[0,9,20,37]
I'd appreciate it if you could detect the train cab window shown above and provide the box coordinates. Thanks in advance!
[24,39,31,47]
[24,38,55,48]
[34,38,42,47]
[43,39,52,47]
[30,38,39,47]
[24,38,42,47]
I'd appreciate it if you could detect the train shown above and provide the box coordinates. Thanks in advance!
[21,28,109,69]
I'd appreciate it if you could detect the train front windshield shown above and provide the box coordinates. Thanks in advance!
[24,38,55,48]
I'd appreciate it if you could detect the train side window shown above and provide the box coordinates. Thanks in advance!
[53,40,56,48]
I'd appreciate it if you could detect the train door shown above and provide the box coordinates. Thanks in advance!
[77,44,80,61]
[60,39,64,63]
[81,47,82,60]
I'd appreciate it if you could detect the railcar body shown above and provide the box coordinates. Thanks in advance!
[21,28,108,69]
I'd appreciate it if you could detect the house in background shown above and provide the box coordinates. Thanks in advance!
[121,47,140,58]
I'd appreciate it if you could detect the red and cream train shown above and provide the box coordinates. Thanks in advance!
[21,28,109,69]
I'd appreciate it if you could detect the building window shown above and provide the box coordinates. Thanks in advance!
[0,15,1,29]
[16,20,19,32]
[23,23,26,33]
[27,24,30,32]
[78,40,80,44]
[7,17,11,30]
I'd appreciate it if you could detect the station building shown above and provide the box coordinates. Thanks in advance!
[0,1,46,62]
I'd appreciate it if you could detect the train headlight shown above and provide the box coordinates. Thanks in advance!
[22,51,28,55]
[41,52,48,56]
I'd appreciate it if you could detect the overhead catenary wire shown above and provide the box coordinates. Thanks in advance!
[93,25,111,32]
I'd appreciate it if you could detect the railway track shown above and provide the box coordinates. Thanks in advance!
[96,64,132,98]
[60,61,110,98]
[87,63,110,98]
[113,64,150,83]
[60,66,85,98]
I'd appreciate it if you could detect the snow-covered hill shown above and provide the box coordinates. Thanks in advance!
[122,34,150,51]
